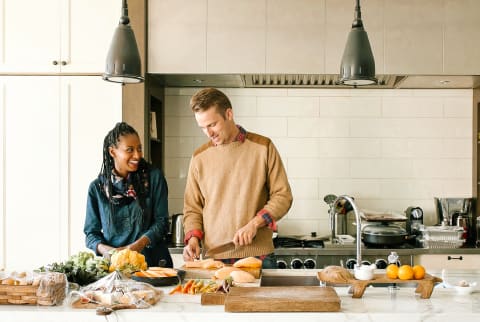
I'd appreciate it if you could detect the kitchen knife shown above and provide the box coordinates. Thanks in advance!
[205,241,236,257]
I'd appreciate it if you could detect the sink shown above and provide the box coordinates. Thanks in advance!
[260,275,321,286]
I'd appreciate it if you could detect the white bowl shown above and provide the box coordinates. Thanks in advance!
[354,265,375,280]
[454,285,474,295]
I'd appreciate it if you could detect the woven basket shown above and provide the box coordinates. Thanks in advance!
[0,272,66,306]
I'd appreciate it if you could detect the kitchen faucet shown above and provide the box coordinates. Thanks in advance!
[332,195,362,267]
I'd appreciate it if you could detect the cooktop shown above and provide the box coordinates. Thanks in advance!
[273,236,325,249]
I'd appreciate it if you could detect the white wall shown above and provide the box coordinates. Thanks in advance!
[164,87,473,238]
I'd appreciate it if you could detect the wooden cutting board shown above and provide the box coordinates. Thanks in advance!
[224,286,341,312]
[181,266,261,279]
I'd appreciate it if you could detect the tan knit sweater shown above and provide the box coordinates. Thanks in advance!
[183,131,293,259]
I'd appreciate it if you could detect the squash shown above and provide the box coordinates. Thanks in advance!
[109,249,147,274]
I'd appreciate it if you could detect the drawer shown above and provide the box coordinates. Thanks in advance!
[414,254,480,270]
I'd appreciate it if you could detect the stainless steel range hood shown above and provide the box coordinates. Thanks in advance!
[150,74,480,89]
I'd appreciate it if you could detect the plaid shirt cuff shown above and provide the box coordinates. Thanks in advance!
[184,229,204,245]
[256,209,277,231]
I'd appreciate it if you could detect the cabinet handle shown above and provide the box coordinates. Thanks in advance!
[447,255,463,261]
[61,61,67,66]
[52,60,58,65]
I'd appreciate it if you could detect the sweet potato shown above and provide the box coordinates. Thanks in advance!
[233,256,262,268]
[214,266,242,280]
[230,270,255,283]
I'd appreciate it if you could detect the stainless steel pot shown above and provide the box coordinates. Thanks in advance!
[171,213,184,247]
[362,222,409,246]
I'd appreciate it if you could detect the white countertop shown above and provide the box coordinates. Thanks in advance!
[1,269,479,322]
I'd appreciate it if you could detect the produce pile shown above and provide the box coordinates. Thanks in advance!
[38,251,110,286]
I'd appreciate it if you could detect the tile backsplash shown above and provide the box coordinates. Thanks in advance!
[163,87,473,237]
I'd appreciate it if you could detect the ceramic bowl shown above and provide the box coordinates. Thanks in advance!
[454,281,477,295]
[354,264,375,280]
[454,285,474,295]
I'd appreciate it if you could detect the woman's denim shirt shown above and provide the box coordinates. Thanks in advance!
[84,168,169,256]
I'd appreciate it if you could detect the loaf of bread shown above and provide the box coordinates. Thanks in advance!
[233,257,262,268]
[318,265,354,283]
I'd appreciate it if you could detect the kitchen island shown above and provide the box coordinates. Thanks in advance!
[0,269,479,322]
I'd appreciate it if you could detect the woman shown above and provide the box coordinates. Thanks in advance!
[84,122,173,267]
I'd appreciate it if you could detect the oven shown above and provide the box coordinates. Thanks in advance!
[273,236,414,270]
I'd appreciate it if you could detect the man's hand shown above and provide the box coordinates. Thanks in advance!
[233,216,265,246]
[183,237,201,261]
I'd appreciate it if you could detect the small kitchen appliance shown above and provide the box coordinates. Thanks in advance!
[405,206,423,235]
[170,213,184,247]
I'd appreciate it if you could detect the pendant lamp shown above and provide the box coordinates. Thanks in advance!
[339,0,377,86]
[103,0,143,84]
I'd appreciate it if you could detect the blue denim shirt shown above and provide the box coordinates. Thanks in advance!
[84,167,172,267]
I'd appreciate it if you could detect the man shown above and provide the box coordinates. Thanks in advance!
[182,88,293,268]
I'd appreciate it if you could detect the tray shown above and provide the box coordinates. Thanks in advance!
[131,269,185,287]
[0,272,66,305]
[318,272,442,299]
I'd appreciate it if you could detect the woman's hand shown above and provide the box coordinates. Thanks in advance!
[183,237,201,261]
[127,236,150,253]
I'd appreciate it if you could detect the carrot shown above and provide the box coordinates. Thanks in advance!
[182,279,194,294]
[169,284,182,295]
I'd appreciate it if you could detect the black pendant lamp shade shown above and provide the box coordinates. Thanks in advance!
[103,0,143,84]
[339,0,377,86]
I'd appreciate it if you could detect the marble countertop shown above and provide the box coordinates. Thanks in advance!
[1,269,479,322]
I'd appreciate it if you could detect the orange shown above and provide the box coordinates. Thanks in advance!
[412,265,426,280]
[386,264,399,279]
[398,265,414,280]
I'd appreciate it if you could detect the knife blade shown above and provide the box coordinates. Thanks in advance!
[205,241,236,257]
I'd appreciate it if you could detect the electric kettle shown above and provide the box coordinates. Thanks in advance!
[171,213,184,247]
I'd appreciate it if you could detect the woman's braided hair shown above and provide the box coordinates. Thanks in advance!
[99,122,150,216]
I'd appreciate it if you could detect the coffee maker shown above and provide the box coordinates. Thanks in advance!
[434,197,476,245]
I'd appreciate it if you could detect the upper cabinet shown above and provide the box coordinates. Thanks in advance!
[148,0,480,76]
[148,0,207,73]
[444,0,480,75]
[207,0,266,73]
[384,0,443,75]
[0,0,119,74]
[266,0,325,74]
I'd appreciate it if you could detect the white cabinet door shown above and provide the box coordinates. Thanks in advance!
[266,0,325,74]
[414,254,480,270]
[67,77,122,254]
[0,0,119,74]
[60,0,120,73]
[0,78,5,269]
[0,0,61,73]
[0,76,121,270]
[444,0,480,75]
[148,0,207,73]
[207,0,266,73]
[3,76,62,270]
[384,0,443,75]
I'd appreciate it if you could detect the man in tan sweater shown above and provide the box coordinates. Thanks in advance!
[182,88,293,268]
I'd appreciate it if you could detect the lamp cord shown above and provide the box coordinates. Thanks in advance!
[120,0,130,25]
[352,0,364,29]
